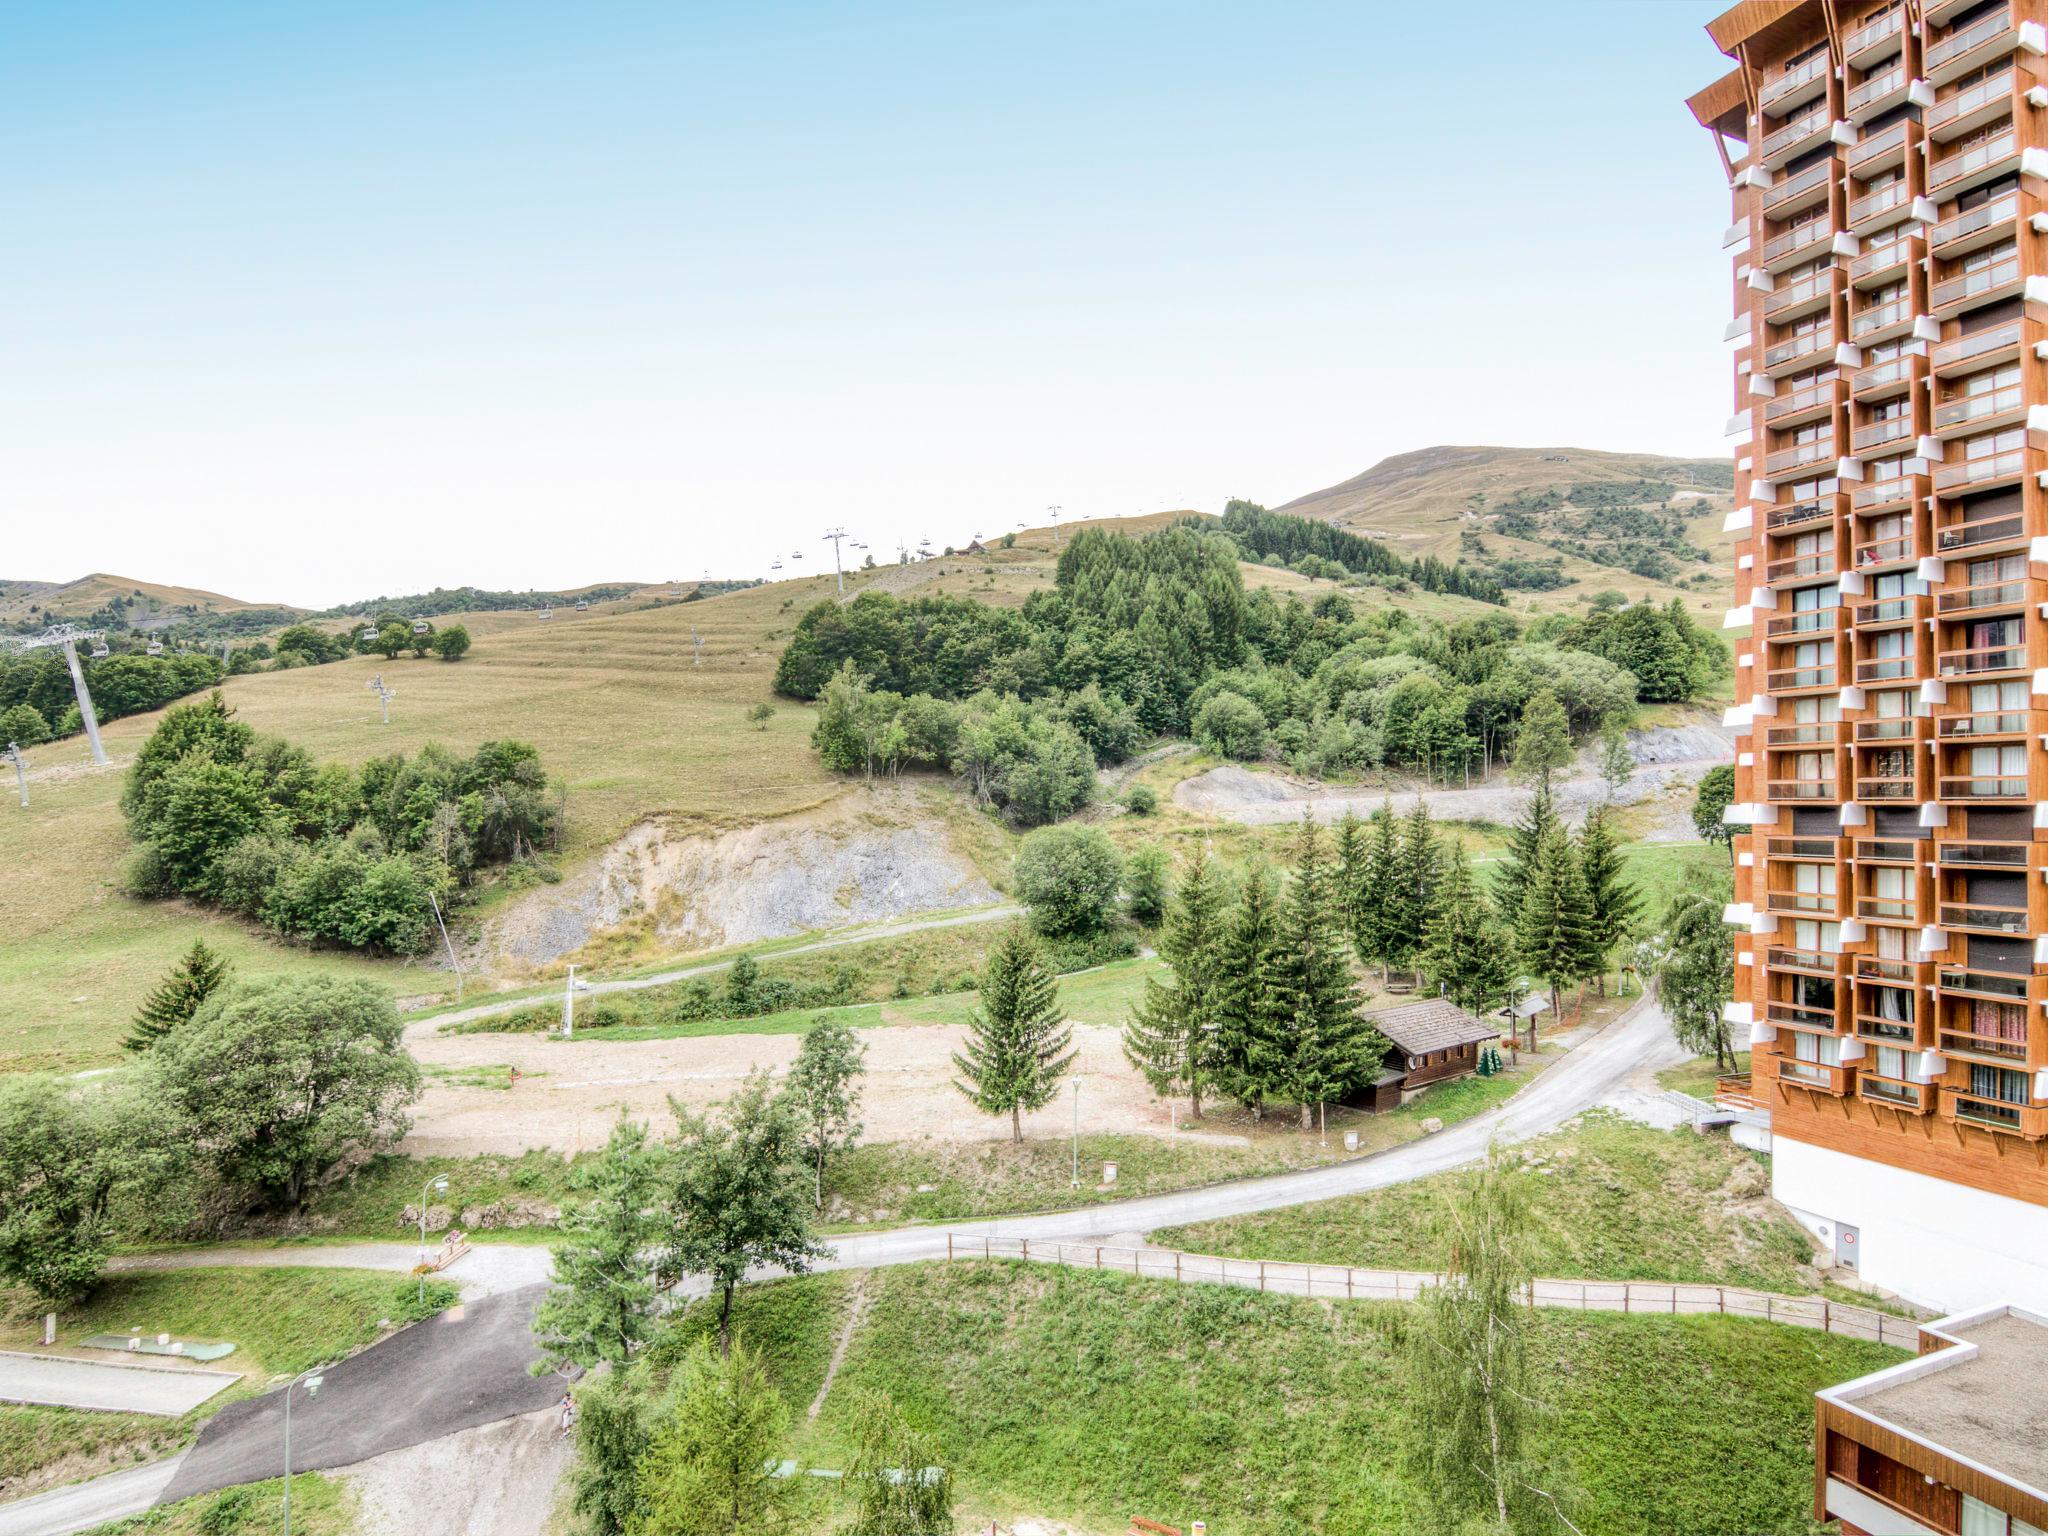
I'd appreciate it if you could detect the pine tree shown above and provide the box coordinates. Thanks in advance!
[124,940,231,1052]
[1512,687,1573,794]
[1598,720,1634,800]
[1354,802,1402,978]
[952,930,1075,1142]
[1389,801,1443,973]
[1492,783,1557,922]
[1577,807,1643,997]
[1122,844,1229,1117]
[1264,816,1387,1130]
[535,1115,669,1371]
[1332,810,1368,950]
[1516,823,1597,1033]
[1421,843,1517,1024]
[1211,863,1285,1120]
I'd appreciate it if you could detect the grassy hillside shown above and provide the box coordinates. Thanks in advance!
[0,572,300,632]
[1278,445,1736,614]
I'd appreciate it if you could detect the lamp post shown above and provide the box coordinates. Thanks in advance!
[6,742,26,809]
[282,1368,324,1536]
[418,1174,449,1303]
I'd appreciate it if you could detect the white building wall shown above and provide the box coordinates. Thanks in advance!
[1773,1136,2048,1313]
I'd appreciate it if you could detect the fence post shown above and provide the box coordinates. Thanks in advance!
[1095,1246,1102,1270]
[1624,1285,1630,1315]
[1824,1300,1831,1334]
[947,1233,953,1262]
[1765,1295,1774,1324]
[1347,1269,1354,1302]
[1022,1238,1029,1263]
[1718,1287,1725,1314]
[1134,1249,1140,1277]
[1259,1261,1266,1293]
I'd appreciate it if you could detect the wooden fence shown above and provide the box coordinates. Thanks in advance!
[944,1235,1923,1351]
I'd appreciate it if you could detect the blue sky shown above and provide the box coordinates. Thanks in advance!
[1,0,1737,605]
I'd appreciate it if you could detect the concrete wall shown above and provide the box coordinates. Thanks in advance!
[1774,1136,2048,1313]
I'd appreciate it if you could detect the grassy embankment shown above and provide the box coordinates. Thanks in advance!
[0,1269,454,1500]
[640,1259,1898,1536]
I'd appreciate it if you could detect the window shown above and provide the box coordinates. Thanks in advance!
[1962,1495,2046,1536]
[1873,1045,1908,1080]
[1969,1064,2029,1104]
[1968,679,2026,712]
[1794,1031,1843,1065]
[1795,862,1836,895]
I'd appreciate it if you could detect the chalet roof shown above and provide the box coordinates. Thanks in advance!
[1703,0,1818,56]
[1368,998,1500,1057]
[1685,68,1748,138]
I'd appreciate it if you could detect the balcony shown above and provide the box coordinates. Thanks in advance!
[1852,414,1914,453]
[1766,831,1840,855]
[1762,52,1832,113]
[1764,497,1834,533]
[1766,433,1837,477]
[1936,708,2030,742]
[1927,125,2019,196]
[1852,354,1915,401]
[1850,295,1915,344]
[1935,838,2032,867]
[1941,1092,2048,1138]
[1856,891,1918,920]
[1767,548,1838,583]
[1938,1020,2033,1062]
[1765,883,1841,911]
[1846,119,1913,177]
[1853,651,1916,683]
[1765,946,1844,978]
[1763,323,1835,375]
[1846,179,1912,234]
[1936,900,2029,935]
[1935,964,2038,1001]
[1775,1056,1858,1095]
[1761,107,1833,169]
[1849,593,1918,628]
[1852,473,1913,511]
[1850,232,1917,287]
[1760,218,1836,271]
[1765,605,1841,637]
[1927,189,2018,259]
[1936,640,2027,676]
[1765,265,1838,322]
[1937,772,2029,798]
[1858,1075,1935,1113]
[1767,998,1841,1031]
[1765,664,1839,693]
[1767,376,1843,426]
[1935,579,2027,616]
[1854,526,1915,568]
[1930,252,2021,317]
[1934,448,2027,495]
[1844,6,1905,67]
[1764,778,1841,803]
[1852,837,1921,863]
[1928,63,2017,141]
[1847,62,1910,123]
[1926,8,2024,86]
[1855,773,1919,800]
[1932,382,2025,437]
[1933,510,2024,552]
[1930,320,2022,377]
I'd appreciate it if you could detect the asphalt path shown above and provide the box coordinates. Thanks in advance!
[0,1458,187,1536]
[4,995,1678,1534]
[0,1354,239,1418]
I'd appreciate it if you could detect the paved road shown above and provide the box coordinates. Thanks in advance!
[405,903,1025,1040]
[4,996,1677,1534]
[155,1286,567,1506]
[109,1243,553,1299]
[0,1353,239,1418]
[0,1457,187,1536]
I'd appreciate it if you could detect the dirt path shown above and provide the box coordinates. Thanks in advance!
[339,1406,568,1536]
[807,1272,871,1422]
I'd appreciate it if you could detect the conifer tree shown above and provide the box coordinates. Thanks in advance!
[1333,810,1368,950]
[1516,823,1598,1034]
[1211,862,1285,1120]
[1421,843,1517,1023]
[1598,720,1634,800]
[1354,802,1402,978]
[1123,844,1229,1117]
[536,1115,669,1371]
[952,930,1074,1142]
[1512,687,1573,794]
[1492,783,1558,922]
[124,940,231,1053]
[1263,816,1386,1129]
[1576,807,1642,996]
[1389,801,1443,974]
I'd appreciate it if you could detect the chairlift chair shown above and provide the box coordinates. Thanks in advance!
[90,642,110,659]
[771,560,783,570]
[538,606,553,621]
[575,598,589,611]
[411,620,430,636]
[146,640,164,656]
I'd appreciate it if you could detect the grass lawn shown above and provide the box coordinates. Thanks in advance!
[663,1262,1900,1536]
[1618,839,1728,920]
[0,1268,454,1500]
[1659,1049,1751,1101]
[1154,1113,1827,1294]
[79,1474,354,1536]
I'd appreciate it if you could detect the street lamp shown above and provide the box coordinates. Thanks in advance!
[282,1369,324,1536]
[418,1175,449,1302]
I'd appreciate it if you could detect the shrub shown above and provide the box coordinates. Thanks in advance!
[1192,691,1268,760]
[1013,825,1122,938]
[1122,784,1158,816]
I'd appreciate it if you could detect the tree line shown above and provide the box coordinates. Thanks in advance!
[121,692,557,954]
[1214,499,1507,603]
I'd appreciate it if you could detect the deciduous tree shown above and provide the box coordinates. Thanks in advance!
[1511,688,1572,794]
[1012,825,1121,938]
[782,1015,865,1208]
[1692,763,1736,855]
[1660,885,1738,1071]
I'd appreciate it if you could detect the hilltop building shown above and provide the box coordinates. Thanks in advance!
[1687,0,2048,1313]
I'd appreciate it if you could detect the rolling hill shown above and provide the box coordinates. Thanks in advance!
[1278,445,1737,612]
[0,572,303,633]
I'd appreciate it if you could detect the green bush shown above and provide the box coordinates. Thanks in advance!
[1013,825,1122,938]
[1121,784,1157,815]
[1192,691,1268,760]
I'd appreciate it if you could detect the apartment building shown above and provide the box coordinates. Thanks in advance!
[1688,0,2048,1313]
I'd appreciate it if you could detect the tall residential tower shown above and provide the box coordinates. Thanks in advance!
[1689,0,2048,1312]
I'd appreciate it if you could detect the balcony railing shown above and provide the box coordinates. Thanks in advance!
[1936,708,2028,738]
[1928,125,2018,192]
[1766,266,1836,318]
[1936,838,2029,866]
[1856,776,1918,799]
[1777,1057,1856,1094]
[1766,606,1839,636]
[1937,901,2029,934]
[1851,235,1915,284]
[1853,717,1917,742]
[1761,109,1831,164]
[1768,378,1841,423]
[1931,320,2022,373]
[1767,436,1836,476]
[1848,63,1907,118]
[1765,498,1833,532]
[1852,297,1913,340]
[1762,52,1831,110]
[1766,885,1840,911]
[1854,655,1915,682]
[1936,965,2033,999]
[1851,595,1915,626]
[1927,64,2016,136]
[1767,833,1839,855]
[1855,531,1914,567]
[1855,838,1919,863]
[1853,355,1914,397]
[1934,512,2023,551]
[1933,449,2025,493]
[1765,946,1841,976]
[1928,189,2018,254]
[1857,894,1917,920]
[1766,665,1838,691]
[1844,7,1905,61]
[1859,1076,1934,1113]
[1847,121,1911,175]
[1767,999,1840,1030]
[1938,773,2028,798]
[1853,416,1913,452]
[1761,220,1834,266]
[1927,7,2019,74]
[1944,1093,2048,1138]
[1933,384,2024,432]
[1932,254,2020,312]
[1853,475,1912,510]
[1768,159,1838,217]
[1937,642,2027,676]
[1938,1026,2031,1062]
[1765,325,1833,370]
[1765,779,1840,802]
